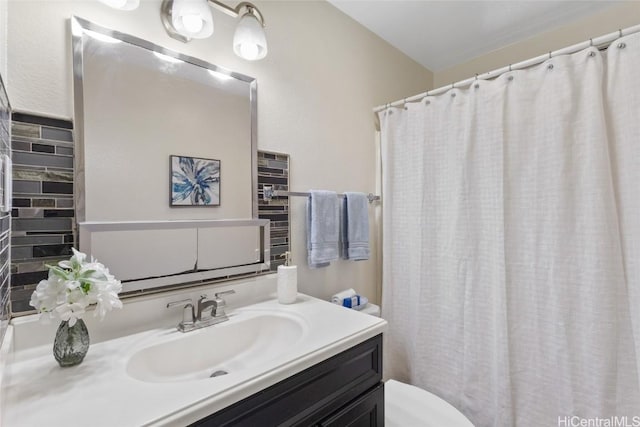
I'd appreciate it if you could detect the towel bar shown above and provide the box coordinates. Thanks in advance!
[262,186,380,204]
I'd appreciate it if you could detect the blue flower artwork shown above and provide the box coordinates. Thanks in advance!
[170,155,220,206]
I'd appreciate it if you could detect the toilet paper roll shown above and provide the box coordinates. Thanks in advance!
[331,288,356,305]
[277,265,298,304]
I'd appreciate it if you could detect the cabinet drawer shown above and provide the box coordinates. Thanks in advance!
[192,334,382,427]
[319,383,384,427]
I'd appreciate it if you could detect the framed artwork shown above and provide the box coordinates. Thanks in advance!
[170,155,220,206]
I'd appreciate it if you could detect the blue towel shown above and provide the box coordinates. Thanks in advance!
[340,192,370,261]
[306,190,340,268]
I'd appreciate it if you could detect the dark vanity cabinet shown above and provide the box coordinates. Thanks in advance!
[191,334,384,427]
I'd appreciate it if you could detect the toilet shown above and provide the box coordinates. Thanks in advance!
[385,379,474,427]
[360,303,474,426]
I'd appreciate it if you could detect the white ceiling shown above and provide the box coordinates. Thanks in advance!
[327,1,620,71]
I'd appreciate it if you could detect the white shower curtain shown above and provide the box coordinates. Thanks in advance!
[380,33,640,426]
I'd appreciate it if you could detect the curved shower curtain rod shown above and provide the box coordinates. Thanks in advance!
[373,23,640,113]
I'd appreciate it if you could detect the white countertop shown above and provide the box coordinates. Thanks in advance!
[2,293,386,426]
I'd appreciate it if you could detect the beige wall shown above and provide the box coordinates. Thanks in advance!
[434,2,640,88]
[6,0,432,304]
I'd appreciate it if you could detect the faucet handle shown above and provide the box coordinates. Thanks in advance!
[166,298,195,328]
[213,290,235,317]
[166,298,192,309]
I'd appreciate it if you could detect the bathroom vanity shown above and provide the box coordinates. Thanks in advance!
[195,334,383,426]
[0,275,386,426]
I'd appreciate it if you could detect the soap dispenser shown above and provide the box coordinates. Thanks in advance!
[277,251,297,304]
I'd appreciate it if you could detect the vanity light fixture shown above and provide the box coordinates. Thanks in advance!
[161,0,268,61]
[97,0,140,10]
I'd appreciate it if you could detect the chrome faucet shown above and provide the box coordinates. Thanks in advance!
[166,289,236,333]
[197,295,217,321]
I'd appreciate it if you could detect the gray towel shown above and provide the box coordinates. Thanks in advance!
[306,190,340,268]
[340,192,370,261]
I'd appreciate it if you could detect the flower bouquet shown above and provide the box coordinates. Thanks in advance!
[29,248,123,366]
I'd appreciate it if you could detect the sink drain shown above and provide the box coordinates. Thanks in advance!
[210,370,228,378]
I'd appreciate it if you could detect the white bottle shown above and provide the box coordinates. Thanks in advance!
[277,251,298,304]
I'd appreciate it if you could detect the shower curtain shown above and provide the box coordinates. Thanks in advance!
[380,33,640,426]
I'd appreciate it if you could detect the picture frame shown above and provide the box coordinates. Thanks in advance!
[170,155,220,206]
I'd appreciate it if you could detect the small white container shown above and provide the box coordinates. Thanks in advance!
[277,252,297,304]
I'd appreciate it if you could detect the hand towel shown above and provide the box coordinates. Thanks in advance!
[340,192,370,261]
[331,288,356,305]
[306,190,340,268]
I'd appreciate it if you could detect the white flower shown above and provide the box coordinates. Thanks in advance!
[55,303,86,327]
[29,249,122,325]
[92,280,123,320]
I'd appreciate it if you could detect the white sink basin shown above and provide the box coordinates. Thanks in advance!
[126,310,307,382]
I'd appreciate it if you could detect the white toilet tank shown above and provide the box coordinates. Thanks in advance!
[359,303,380,317]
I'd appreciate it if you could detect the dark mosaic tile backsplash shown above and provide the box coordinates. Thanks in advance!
[257,151,290,271]
[10,113,75,314]
[0,74,11,341]
[8,114,292,314]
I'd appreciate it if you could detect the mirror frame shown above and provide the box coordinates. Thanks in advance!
[71,17,268,293]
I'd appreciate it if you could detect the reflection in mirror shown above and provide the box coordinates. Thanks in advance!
[71,17,267,292]
[79,219,269,292]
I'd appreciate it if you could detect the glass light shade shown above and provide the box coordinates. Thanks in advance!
[233,12,268,61]
[97,0,140,10]
[171,0,214,39]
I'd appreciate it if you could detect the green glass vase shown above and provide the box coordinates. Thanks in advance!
[53,319,90,367]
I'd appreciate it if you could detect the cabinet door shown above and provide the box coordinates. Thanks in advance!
[319,383,384,427]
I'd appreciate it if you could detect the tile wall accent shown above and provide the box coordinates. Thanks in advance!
[8,138,285,313]
[257,151,290,271]
[10,113,74,314]
[0,74,10,340]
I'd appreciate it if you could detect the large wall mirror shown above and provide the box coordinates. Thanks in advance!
[71,17,269,293]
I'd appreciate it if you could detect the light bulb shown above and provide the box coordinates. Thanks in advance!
[181,14,204,33]
[239,43,260,61]
[171,0,213,39]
